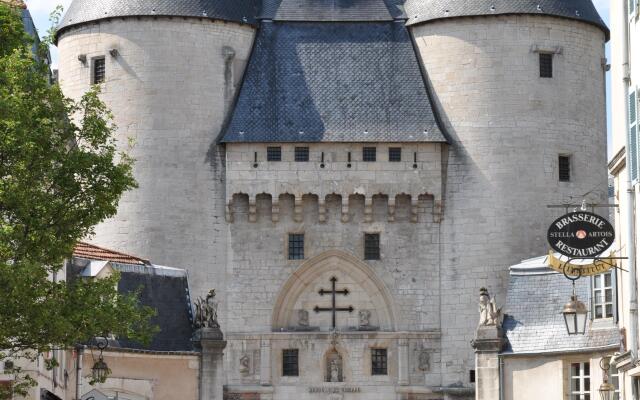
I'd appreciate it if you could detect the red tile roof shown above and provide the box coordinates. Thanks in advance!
[73,242,149,265]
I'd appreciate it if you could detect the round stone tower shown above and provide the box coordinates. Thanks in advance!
[405,0,609,387]
[56,0,258,297]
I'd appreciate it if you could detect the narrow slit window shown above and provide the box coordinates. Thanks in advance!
[363,147,377,162]
[282,349,299,377]
[559,155,571,182]
[295,147,309,162]
[288,234,304,260]
[539,53,553,78]
[371,349,387,375]
[389,147,402,162]
[93,57,106,84]
[364,233,380,260]
[267,146,282,162]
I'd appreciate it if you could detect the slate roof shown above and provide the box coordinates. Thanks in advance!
[70,244,195,353]
[221,21,446,143]
[261,0,406,21]
[502,256,619,355]
[57,0,258,37]
[404,0,608,38]
[114,263,195,352]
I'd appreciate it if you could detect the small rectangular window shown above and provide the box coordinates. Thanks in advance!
[288,234,304,260]
[569,362,591,400]
[282,349,299,377]
[559,155,571,182]
[363,147,377,162]
[389,147,402,162]
[630,0,637,17]
[469,370,476,383]
[295,147,309,162]
[371,349,387,375]
[364,233,380,260]
[593,272,614,319]
[93,57,106,84]
[267,147,282,162]
[539,53,553,78]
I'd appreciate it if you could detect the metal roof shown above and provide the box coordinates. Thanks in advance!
[404,0,608,38]
[57,0,258,36]
[502,256,619,354]
[221,21,446,143]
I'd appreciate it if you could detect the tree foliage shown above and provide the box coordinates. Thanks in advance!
[0,4,157,398]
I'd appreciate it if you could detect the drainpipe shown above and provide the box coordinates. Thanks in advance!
[499,355,504,400]
[75,345,84,400]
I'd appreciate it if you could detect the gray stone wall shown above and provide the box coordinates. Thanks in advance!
[57,17,256,299]
[411,15,607,387]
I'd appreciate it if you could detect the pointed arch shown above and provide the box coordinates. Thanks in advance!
[271,250,398,330]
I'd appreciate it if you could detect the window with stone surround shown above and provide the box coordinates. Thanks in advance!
[288,234,304,260]
[389,147,402,162]
[267,146,282,162]
[364,233,380,260]
[295,147,309,162]
[371,349,387,375]
[363,147,377,162]
[592,272,614,319]
[539,53,553,78]
[569,362,591,400]
[92,57,106,84]
[282,349,299,376]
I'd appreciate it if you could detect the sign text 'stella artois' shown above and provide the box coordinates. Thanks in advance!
[547,211,615,258]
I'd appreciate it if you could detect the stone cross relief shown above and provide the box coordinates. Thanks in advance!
[478,287,503,327]
[313,277,354,329]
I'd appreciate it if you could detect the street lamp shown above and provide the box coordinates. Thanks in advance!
[90,337,111,384]
[599,356,615,400]
[562,291,588,335]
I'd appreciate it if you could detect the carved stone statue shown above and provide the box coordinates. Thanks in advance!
[297,309,309,327]
[358,310,371,328]
[239,354,250,374]
[418,350,430,372]
[194,289,220,329]
[478,287,503,327]
[330,359,340,382]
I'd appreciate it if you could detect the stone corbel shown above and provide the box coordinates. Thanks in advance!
[410,197,419,223]
[318,199,327,223]
[294,196,303,223]
[433,200,444,223]
[248,196,257,223]
[341,198,350,223]
[387,198,396,222]
[364,196,373,223]
[271,200,280,223]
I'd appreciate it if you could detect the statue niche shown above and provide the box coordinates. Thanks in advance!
[325,350,344,383]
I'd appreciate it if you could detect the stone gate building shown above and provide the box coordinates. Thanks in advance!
[55,0,609,399]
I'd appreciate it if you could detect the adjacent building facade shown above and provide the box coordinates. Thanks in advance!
[51,0,610,399]
[609,0,640,397]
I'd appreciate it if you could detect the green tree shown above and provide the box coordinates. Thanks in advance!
[0,4,156,398]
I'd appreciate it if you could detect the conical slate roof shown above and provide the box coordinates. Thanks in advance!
[57,0,259,35]
[404,0,608,37]
[57,0,607,37]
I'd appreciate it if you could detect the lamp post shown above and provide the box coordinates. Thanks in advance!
[598,356,615,400]
[90,337,110,384]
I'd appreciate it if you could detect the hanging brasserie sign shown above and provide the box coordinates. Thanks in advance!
[547,211,615,258]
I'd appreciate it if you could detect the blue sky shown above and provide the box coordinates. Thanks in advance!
[25,0,613,150]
